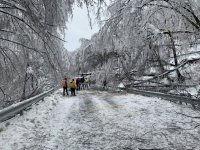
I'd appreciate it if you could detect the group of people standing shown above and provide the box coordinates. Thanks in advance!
[62,77,76,96]
[76,76,90,90]
[62,76,91,96]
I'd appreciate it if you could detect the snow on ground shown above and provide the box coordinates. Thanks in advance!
[93,92,200,150]
[0,89,200,150]
[0,89,75,150]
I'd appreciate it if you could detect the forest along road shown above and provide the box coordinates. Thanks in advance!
[0,90,200,150]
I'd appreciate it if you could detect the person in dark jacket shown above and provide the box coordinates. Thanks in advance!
[76,77,81,91]
[103,79,107,90]
[81,76,85,89]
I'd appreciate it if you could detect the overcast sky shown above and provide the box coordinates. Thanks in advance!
[64,5,99,52]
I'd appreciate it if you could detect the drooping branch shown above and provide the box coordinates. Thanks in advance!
[133,59,193,85]
[0,37,44,54]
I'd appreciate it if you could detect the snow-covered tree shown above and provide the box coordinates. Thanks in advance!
[72,0,200,93]
[0,0,107,108]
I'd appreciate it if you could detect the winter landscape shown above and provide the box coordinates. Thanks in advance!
[1,0,200,150]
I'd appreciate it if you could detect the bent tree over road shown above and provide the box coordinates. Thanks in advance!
[0,90,200,150]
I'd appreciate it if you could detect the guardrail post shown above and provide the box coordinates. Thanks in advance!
[179,100,182,105]
[19,110,23,116]
[191,101,196,109]
[197,102,200,110]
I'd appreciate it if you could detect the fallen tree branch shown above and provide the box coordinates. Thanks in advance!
[133,59,199,85]
[175,112,200,119]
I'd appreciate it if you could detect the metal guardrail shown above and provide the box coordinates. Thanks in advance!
[91,85,200,109]
[0,88,55,123]
[126,88,200,109]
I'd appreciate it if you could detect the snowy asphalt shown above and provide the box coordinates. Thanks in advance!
[0,89,200,150]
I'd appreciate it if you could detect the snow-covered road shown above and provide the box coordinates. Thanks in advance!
[0,89,200,150]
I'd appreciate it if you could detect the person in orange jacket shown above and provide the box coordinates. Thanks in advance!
[69,79,76,96]
[62,77,68,96]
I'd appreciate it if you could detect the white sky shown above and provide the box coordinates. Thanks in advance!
[64,5,99,52]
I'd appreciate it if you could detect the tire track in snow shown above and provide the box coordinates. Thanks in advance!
[56,91,106,150]
[64,91,136,150]
[100,93,121,109]
[92,92,140,150]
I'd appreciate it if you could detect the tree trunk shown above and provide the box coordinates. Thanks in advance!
[168,31,184,82]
